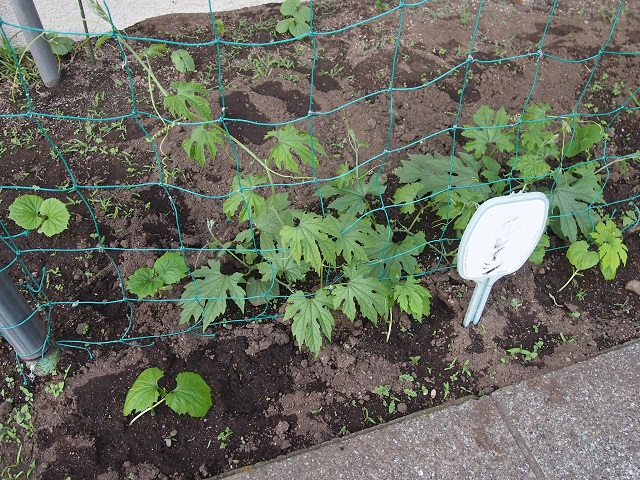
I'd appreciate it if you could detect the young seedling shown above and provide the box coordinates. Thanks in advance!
[8,194,70,237]
[127,252,188,298]
[123,367,212,426]
[276,0,311,37]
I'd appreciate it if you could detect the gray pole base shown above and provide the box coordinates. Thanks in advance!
[28,344,61,376]
[0,269,60,376]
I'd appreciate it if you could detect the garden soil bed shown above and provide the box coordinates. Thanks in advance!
[1,1,639,478]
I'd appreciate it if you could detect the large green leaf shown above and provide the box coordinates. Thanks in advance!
[394,151,484,198]
[461,105,515,157]
[332,265,389,325]
[165,372,212,417]
[246,276,281,306]
[366,225,426,278]
[164,82,211,121]
[127,267,164,298]
[252,193,295,241]
[332,215,376,264]
[257,238,310,283]
[123,367,164,416]
[222,174,268,222]
[280,212,338,274]
[265,125,326,174]
[179,260,246,329]
[319,176,385,217]
[182,125,224,166]
[393,276,432,322]
[548,163,604,243]
[285,290,334,357]
[154,252,188,285]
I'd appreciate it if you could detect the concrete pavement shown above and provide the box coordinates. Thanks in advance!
[217,339,640,480]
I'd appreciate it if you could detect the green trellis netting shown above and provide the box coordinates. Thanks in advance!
[0,0,639,362]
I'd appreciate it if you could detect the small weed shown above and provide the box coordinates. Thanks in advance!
[217,427,233,449]
[442,381,450,399]
[362,407,377,425]
[614,300,631,314]
[44,365,71,398]
[507,340,543,362]
[559,332,575,343]
[510,297,523,312]
[164,429,178,447]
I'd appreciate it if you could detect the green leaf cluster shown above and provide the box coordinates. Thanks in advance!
[127,252,188,298]
[123,367,212,425]
[394,103,606,264]
[276,0,311,37]
[179,159,432,356]
[8,194,70,237]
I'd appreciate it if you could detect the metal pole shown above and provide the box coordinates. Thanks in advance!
[0,269,59,375]
[8,0,61,87]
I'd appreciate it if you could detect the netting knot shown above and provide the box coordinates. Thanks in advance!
[467,54,474,63]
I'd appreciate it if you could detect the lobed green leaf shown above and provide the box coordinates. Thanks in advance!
[179,260,246,329]
[332,265,389,325]
[393,277,432,322]
[164,82,211,121]
[285,290,334,357]
[280,212,338,274]
[182,125,224,166]
[127,267,164,298]
[265,125,326,174]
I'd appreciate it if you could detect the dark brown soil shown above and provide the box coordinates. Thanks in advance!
[1,1,639,479]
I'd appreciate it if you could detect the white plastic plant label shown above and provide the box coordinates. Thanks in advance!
[457,192,549,327]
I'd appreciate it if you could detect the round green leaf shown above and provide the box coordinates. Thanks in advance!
[171,49,195,73]
[46,34,75,56]
[38,198,70,237]
[280,0,299,16]
[8,194,44,230]
[154,252,188,285]
[123,367,164,416]
[566,240,599,272]
[276,18,294,34]
[165,372,212,418]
